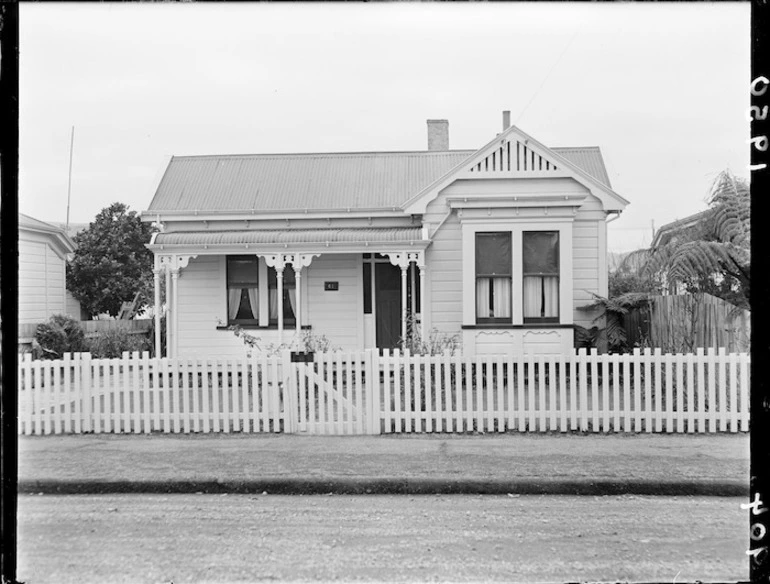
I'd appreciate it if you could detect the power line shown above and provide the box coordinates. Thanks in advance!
[514,30,579,126]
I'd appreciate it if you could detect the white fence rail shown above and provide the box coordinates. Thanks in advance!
[18,348,750,436]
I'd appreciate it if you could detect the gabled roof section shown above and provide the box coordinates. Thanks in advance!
[401,125,629,214]
[145,129,624,218]
[19,213,76,256]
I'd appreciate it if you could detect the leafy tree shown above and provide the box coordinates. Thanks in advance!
[67,203,155,318]
[621,170,750,309]
[608,268,662,298]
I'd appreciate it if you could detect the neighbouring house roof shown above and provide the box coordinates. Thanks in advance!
[19,213,77,256]
[146,146,613,215]
[153,227,424,248]
[651,209,713,248]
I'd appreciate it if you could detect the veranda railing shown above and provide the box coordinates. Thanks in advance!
[17,348,750,436]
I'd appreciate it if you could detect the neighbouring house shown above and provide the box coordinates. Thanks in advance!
[18,213,78,327]
[142,113,629,358]
[650,209,712,249]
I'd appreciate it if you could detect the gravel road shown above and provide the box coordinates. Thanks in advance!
[18,493,747,583]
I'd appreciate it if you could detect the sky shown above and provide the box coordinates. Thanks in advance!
[18,3,750,252]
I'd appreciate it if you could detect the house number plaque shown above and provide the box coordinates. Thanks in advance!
[324,281,339,291]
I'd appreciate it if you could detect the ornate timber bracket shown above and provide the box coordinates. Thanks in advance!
[155,254,198,274]
[384,251,425,270]
[262,252,320,272]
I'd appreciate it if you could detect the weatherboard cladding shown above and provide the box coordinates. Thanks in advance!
[153,227,424,247]
[148,148,610,214]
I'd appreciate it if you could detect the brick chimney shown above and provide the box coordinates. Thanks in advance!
[427,119,449,151]
[502,110,511,131]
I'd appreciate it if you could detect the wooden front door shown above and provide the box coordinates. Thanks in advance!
[375,262,402,350]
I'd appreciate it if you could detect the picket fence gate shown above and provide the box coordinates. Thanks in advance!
[18,347,750,436]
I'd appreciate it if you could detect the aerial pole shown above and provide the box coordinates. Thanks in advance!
[66,126,74,230]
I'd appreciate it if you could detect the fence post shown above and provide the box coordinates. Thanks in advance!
[141,351,151,434]
[365,349,380,435]
[696,347,706,432]
[739,352,749,431]
[63,353,72,434]
[644,348,653,433]
[72,353,82,434]
[590,348,599,432]
[718,347,727,432]
[21,353,33,435]
[654,348,662,432]
[82,353,92,433]
[633,348,642,432]
[578,348,588,432]
[282,350,297,434]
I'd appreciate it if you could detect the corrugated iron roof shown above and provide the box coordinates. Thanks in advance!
[153,227,424,247]
[147,147,611,214]
[551,147,611,188]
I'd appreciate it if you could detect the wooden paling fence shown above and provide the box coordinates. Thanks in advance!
[625,293,751,353]
[18,348,750,436]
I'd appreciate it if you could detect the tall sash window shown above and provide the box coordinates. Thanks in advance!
[523,231,559,323]
[268,267,296,325]
[475,232,512,323]
[226,256,259,324]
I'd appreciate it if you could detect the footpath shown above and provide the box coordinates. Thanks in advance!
[17,432,749,496]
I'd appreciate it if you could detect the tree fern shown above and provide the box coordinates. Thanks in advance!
[626,170,750,308]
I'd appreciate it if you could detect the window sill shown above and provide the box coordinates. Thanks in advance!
[217,324,312,331]
[462,324,574,330]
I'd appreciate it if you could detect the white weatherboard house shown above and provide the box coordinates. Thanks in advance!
[18,214,77,326]
[143,115,629,358]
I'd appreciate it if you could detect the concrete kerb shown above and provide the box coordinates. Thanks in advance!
[18,478,749,497]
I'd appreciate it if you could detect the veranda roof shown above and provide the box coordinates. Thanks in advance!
[146,148,611,214]
[152,227,425,248]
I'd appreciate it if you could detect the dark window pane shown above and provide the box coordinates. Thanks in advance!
[406,264,421,315]
[523,231,559,274]
[227,256,259,286]
[267,266,296,288]
[475,232,512,276]
[363,262,372,314]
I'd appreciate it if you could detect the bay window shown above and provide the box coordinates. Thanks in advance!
[475,232,512,323]
[523,231,559,323]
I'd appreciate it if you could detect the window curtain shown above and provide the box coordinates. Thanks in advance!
[269,290,278,320]
[523,277,541,318]
[287,287,297,322]
[476,278,490,318]
[523,277,559,318]
[246,288,259,321]
[476,278,511,318]
[492,278,511,318]
[228,289,241,320]
[543,276,558,317]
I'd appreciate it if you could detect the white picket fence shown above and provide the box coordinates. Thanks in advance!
[17,348,750,436]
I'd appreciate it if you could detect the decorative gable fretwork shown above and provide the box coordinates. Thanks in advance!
[466,138,563,177]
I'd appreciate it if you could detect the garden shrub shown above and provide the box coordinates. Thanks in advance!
[399,314,461,356]
[89,327,150,358]
[32,314,87,359]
